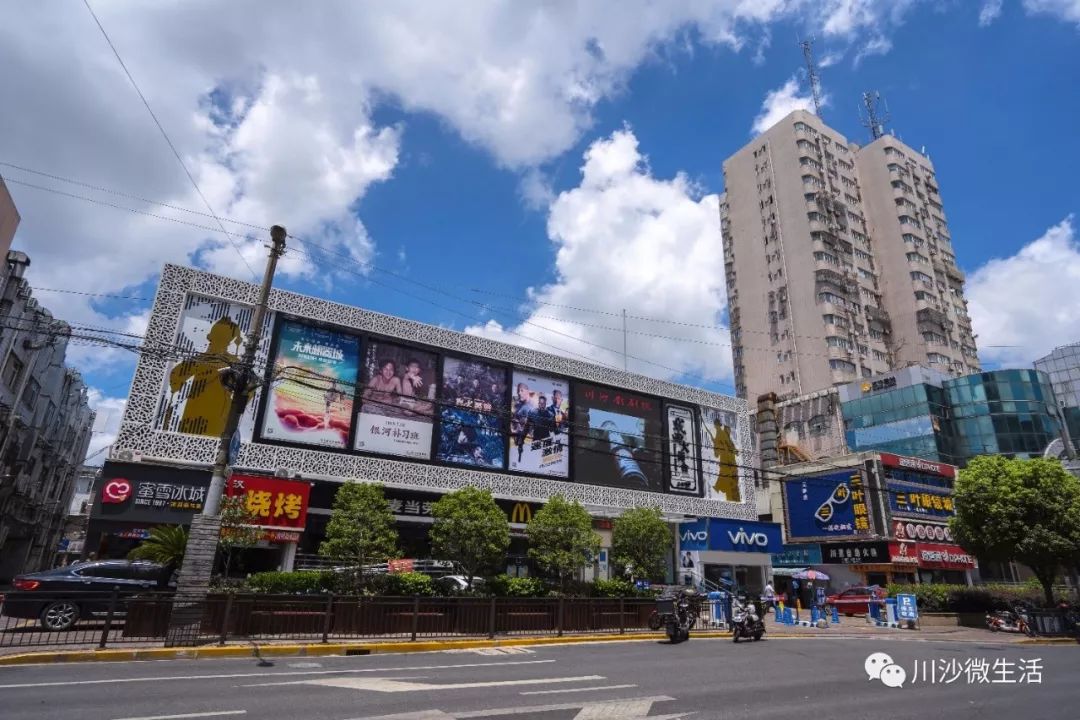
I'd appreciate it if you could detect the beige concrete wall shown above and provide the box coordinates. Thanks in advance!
[0,178,19,258]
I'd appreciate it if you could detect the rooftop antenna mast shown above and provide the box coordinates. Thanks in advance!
[860,91,890,140]
[799,37,823,116]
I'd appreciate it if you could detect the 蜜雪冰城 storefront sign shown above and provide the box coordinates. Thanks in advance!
[91,462,211,524]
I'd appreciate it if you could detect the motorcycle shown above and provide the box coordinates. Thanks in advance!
[652,589,700,643]
[731,594,765,643]
[986,604,1036,637]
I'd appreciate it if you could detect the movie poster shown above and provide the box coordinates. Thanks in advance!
[508,370,569,477]
[259,320,360,449]
[573,383,663,493]
[699,406,742,502]
[437,357,507,469]
[154,294,275,442]
[665,405,701,496]
[354,340,438,460]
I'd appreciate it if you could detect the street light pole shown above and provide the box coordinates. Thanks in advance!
[166,225,286,645]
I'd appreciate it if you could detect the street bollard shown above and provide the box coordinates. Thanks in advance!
[811,607,820,625]
[832,605,840,624]
[99,587,120,649]
[219,593,235,646]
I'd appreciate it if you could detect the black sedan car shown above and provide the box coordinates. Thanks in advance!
[1,560,173,631]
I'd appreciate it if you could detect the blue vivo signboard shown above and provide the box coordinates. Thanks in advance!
[678,518,709,551]
[707,518,783,553]
[784,470,869,541]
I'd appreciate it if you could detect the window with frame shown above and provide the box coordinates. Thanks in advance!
[2,353,24,388]
[808,415,830,436]
[22,378,40,408]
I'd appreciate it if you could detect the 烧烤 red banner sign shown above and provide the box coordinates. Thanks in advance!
[227,473,310,529]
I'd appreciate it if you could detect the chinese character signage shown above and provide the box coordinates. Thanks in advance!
[508,370,569,478]
[822,541,888,564]
[888,541,919,564]
[573,383,663,492]
[698,406,741,502]
[665,405,701,496]
[896,593,918,621]
[783,470,874,541]
[355,340,437,460]
[373,487,541,525]
[260,320,360,450]
[437,357,507,468]
[879,452,955,479]
[887,486,955,519]
[90,462,211,524]
[154,294,274,441]
[227,474,310,529]
[771,543,823,567]
[916,542,976,570]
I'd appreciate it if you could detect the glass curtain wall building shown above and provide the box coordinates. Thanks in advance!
[1034,343,1080,451]
[839,367,1066,466]
[944,370,1064,459]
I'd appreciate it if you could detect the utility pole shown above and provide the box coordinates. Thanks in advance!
[166,225,286,646]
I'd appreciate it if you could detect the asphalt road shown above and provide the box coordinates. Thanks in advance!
[1,636,1077,720]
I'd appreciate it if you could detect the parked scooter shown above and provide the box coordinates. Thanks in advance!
[653,588,700,643]
[986,604,1036,637]
[731,593,765,643]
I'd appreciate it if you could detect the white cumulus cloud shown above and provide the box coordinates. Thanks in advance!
[979,0,1005,26]
[84,388,128,466]
[1023,0,1080,24]
[467,128,731,386]
[751,76,822,136]
[967,216,1080,367]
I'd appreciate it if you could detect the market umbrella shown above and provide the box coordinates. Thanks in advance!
[791,569,830,581]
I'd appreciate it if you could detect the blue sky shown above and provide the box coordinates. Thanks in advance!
[1,1,1079,459]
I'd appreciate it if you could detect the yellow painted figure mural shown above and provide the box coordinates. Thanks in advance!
[164,316,243,436]
[700,408,741,502]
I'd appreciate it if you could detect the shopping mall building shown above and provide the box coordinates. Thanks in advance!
[88,264,780,586]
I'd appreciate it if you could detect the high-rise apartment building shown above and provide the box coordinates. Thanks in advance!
[721,109,980,404]
[0,176,19,261]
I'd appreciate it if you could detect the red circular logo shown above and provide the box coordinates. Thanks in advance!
[102,478,133,504]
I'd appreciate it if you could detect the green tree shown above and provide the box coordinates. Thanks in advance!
[319,481,398,590]
[128,525,188,570]
[218,495,263,579]
[526,495,600,592]
[950,455,1080,606]
[429,487,510,590]
[611,506,672,581]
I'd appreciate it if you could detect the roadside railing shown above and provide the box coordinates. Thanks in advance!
[0,592,665,649]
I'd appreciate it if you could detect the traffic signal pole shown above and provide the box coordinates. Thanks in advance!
[166,225,286,646]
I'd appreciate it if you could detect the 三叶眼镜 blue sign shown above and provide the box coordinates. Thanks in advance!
[896,593,918,621]
[784,470,869,541]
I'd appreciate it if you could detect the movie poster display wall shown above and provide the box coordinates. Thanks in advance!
[508,370,569,477]
[354,340,438,460]
[437,357,508,469]
[260,320,360,450]
[665,405,701,496]
[573,383,663,493]
[698,406,741,502]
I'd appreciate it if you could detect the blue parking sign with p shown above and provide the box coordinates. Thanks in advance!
[896,593,918,621]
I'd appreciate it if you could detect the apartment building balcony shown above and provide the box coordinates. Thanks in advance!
[917,307,948,331]
[946,264,966,282]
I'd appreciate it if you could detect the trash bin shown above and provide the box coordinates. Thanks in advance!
[707,591,724,626]
[884,598,897,624]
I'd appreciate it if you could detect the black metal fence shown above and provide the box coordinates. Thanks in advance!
[0,592,676,649]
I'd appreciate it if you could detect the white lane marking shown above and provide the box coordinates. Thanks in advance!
[444,647,535,656]
[112,712,247,720]
[519,684,638,696]
[283,675,606,692]
[286,662,322,668]
[456,696,677,719]
[0,659,555,690]
[352,697,678,720]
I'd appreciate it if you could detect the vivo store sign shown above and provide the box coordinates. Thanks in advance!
[679,518,782,553]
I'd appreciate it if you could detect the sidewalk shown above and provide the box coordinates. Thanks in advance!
[1,619,1071,666]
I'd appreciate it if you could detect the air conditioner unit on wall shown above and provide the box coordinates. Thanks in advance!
[114,449,143,463]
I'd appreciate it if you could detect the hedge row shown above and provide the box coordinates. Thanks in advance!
[884,582,1060,612]
[241,571,659,598]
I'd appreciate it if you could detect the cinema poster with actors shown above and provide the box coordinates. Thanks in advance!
[354,339,438,460]
[573,383,663,493]
[437,357,507,469]
[259,319,360,450]
[508,370,569,477]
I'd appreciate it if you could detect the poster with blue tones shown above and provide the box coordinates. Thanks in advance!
[783,470,865,541]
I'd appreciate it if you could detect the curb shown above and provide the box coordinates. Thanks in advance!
[0,631,734,666]
[1017,637,1079,645]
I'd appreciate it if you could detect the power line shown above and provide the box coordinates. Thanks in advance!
[29,286,150,302]
[0,161,269,233]
[81,0,258,281]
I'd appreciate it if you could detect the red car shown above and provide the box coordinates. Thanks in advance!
[825,586,882,616]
